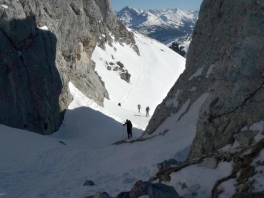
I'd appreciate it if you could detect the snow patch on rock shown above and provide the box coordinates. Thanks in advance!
[206,64,215,78]
[188,66,204,81]
[169,162,233,198]
[1,4,8,9]
[218,178,237,198]
[38,25,49,30]
[165,90,181,107]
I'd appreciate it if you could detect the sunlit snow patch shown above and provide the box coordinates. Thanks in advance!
[1,5,8,9]
[206,64,215,78]
[165,89,181,108]
[252,149,264,192]
[218,178,237,198]
[38,25,49,30]
[188,66,204,81]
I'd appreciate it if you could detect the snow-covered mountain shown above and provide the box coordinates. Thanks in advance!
[117,6,198,47]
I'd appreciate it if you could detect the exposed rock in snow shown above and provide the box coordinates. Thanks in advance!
[129,180,180,198]
[120,71,131,83]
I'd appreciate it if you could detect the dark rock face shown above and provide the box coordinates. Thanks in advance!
[145,0,264,159]
[0,0,138,134]
[0,17,65,134]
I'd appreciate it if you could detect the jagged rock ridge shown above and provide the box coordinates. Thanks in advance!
[0,0,138,134]
[145,0,264,160]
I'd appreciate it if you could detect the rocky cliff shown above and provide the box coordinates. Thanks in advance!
[144,0,264,159]
[0,0,138,134]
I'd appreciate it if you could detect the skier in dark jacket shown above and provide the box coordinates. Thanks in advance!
[146,106,150,117]
[123,119,133,139]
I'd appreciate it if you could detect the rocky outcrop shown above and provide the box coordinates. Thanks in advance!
[120,71,131,83]
[129,180,180,198]
[144,0,264,158]
[0,0,138,134]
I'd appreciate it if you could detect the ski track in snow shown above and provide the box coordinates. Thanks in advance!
[92,30,185,115]
[119,38,151,104]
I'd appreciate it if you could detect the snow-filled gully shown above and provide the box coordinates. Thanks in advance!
[119,39,152,104]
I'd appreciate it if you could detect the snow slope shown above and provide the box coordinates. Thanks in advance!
[92,30,185,117]
[0,30,223,198]
[0,82,212,198]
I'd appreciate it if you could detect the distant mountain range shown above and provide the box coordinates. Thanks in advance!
[116,6,199,55]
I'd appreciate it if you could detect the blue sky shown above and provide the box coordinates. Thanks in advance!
[110,0,203,11]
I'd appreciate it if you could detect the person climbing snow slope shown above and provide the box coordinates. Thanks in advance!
[123,119,133,139]
[146,106,150,117]
[137,104,141,113]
